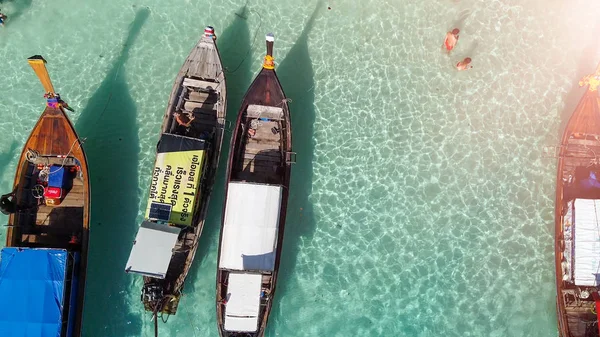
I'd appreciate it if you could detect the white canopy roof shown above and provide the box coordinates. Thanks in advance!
[125,221,181,279]
[218,182,282,271]
[574,199,600,286]
[224,273,262,332]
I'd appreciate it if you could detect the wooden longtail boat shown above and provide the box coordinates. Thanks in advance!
[555,63,600,337]
[215,33,294,337]
[125,26,227,329]
[0,55,90,336]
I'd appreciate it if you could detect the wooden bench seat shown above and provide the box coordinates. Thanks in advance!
[183,77,220,90]
[243,152,281,162]
[184,101,218,113]
[567,138,600,147]
[246,105,284,120]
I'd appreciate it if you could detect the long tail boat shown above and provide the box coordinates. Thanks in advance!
[556,63,600,337]
[125,26,227,330]
[0,55,90,336]
[215,33,294,337]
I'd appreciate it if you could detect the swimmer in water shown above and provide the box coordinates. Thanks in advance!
[443,28,460,54]
[456,57,473,71]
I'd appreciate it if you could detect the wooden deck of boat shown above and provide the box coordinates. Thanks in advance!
[563,298,597,337]
[237,120,283,184]
[163,34,226,138]
[217,53,293,335]
[7,106,89,248]
[231,69,290,186]
[4,104,89,337]
[182,38,223,81]
[556,72,600,337]
[28,107,85,155]
[560,137,600,181]
[16,175,84,247]
[141,34,226,316]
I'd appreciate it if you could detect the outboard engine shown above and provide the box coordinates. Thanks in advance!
[141,283,163,306]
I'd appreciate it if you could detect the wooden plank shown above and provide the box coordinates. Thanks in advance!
[243,153,281,162]
[235,169,279,185]
[567,138,600,146]
[183,77,220,90]
[249,121,281,142]
[189,91,210,102]
[36,196,84,208]
[184,101,217,113]
[243,158,279,169]
[244,141,280,153]
[51,118,63,155]
[66,184,84,193]
[188,91,218,104]
[244,147,281,158]
[192,118,217,127]
[36,206,84,228]
[186,40,222,80]
[247,105,283,120]
[33,156,81,167]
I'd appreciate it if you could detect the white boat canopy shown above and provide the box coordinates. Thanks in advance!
[574,198,600,286]
[218,182,282,271]
[224,273,262,332]
[125,221,181,279]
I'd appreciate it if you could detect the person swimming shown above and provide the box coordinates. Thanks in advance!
[443,28,460,53]
[0,12,7,27]
[456,57,473,71]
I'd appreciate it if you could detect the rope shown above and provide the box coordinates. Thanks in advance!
[160,312,170,323]
[225,9,263,74]
[26,137,86,175]
[277,98,292,107]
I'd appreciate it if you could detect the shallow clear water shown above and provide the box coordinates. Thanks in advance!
[2,0,600,336]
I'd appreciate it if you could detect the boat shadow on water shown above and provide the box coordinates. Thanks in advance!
[75,8,149,337]
[169,5,255,334]
[266,2,322,335]
[0,140,18,184]
[0,140,19,231]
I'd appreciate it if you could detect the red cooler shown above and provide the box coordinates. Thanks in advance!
[44,165,67,206]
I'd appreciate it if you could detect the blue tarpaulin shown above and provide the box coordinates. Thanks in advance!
[48,165,67,188]
[0,248,68,337]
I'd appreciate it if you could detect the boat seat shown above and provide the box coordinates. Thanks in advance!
[183,77,219,90]
[246,105,284,120]
[184,101,218,114]
[187,91,212,103]
[243,152,281,163]
[185,92,218,107]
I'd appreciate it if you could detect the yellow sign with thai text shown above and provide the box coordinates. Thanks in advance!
[145,150,205,226]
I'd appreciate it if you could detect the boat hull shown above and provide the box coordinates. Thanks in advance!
[555,69,600,337]
[138,32,227,316]
[215,36,292,337]
[5,105,90,336]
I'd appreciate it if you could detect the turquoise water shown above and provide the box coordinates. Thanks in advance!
[2,0,600,336]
